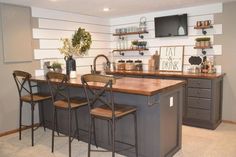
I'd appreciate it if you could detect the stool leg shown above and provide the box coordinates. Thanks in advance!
[111,118,115,157]
[55,107,59,136]
[31,103,35,146]
[19,101,23,140]
[41,102,46,131]
[92,117,98,148]
[52,107,56,153]
[69,109,72,157]
[74,110,80,141]
[88,116,92,157]
[134,112,138,157]
[107,120,110,145]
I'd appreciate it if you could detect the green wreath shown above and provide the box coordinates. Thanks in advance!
[72,28,92,55]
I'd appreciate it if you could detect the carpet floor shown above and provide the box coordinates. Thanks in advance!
[1,122,236,157]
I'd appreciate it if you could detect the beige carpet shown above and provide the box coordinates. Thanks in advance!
[1,123,236,157]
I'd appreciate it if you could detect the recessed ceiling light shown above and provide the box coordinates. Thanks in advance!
[103,7,110,12]
[50,0,57,2]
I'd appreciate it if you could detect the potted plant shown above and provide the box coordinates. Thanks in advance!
[195,37,211,47]
[131,40,139,49]
[51,62,62,73]
[59,27,92,75]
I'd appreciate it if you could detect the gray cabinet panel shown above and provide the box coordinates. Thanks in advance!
[187,108,211,121]
[0,4,32,62]
[188,79,211,88]
[188,88,211,98]
[188,97,211,110]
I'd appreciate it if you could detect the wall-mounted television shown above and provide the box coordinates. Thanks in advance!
[154,14,188,37]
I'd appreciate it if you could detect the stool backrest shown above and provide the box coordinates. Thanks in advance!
[13,70,33,100]
[81,74,116,115]
[46,72,71,108]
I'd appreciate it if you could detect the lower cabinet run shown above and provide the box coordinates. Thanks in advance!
[184,78,223,129]
[108,71,224,130]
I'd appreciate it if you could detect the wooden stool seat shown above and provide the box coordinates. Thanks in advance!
[54,98,87,109]
[91,104,136,119]
[20,94,51,102]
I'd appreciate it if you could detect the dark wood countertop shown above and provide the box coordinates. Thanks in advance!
[106,70,225,79]
[31,75,185,96]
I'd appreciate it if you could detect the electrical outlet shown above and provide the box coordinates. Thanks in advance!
[170,97,173,107]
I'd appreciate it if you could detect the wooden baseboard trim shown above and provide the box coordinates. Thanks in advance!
[222,120,236,125]
[0,123,40,137]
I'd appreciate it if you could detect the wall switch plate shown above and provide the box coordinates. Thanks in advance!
[170,96,174,107]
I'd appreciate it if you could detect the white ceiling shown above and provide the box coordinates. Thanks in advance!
[0,0,234,18]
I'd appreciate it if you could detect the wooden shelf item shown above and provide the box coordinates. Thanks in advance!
[113,31,149,39]
[112,48,149,56]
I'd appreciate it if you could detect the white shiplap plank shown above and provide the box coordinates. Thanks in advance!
[110,14,214,31]
[34,49,111,60]
[37,18,111,33]
[33,29,111,41]
[38,40,111,49]
[184,45,222,56]
[110,3,222,25]
[188,15,214,26]
[134,36,214,47]
[32,7,110,26]
[188,24,222,35]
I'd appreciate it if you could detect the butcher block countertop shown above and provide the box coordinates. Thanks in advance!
[106,70,225,79]
[31,75,185,96]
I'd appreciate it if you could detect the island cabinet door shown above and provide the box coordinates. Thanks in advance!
[159,86,183,157]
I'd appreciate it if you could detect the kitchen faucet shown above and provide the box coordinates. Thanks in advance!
[91,54,110,74]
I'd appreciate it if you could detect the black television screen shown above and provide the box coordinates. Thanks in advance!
[154,14,188,37]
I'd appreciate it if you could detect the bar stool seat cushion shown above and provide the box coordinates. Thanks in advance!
[54,97,87,109]
[21,93,51,102]
[91,104,136,119]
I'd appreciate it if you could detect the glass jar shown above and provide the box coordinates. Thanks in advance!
[135,60,143,71]
[125,60,136,71]
[117,60,125,70]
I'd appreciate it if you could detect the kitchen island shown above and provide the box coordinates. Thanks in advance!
[32,75,185,157]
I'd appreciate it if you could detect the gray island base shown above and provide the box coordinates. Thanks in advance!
[33,76,185,157]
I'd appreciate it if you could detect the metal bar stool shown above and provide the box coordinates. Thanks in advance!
[13,70,51,146]
[81,74,138,157]
[46,72,88,157]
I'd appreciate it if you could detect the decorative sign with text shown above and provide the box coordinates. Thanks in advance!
[159,46,184,71]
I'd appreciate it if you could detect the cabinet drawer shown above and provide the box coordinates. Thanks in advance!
[188,79,211,88]
[188,97,211,110]
[187,108,211,121]
[188,88,211,98]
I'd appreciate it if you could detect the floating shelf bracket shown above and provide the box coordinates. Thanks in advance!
[119,51,124,56]
[138,33,144,39]
[139,51,144,56]
[119,36,124,40]
[202,29,207,35]
[201,49,207,55]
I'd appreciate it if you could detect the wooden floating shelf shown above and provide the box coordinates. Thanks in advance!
[194,46,213,49]
[194,25,213,29]
[113,31,149,36]
[112,48,149,52]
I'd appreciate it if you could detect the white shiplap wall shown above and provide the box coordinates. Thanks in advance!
[31,7,112,76]
[110,3,223,72]
[33,3,223,76]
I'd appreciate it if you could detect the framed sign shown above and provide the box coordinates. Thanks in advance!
[159,46,184,71]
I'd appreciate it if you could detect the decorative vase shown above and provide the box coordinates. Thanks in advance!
[65,55,76,76]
